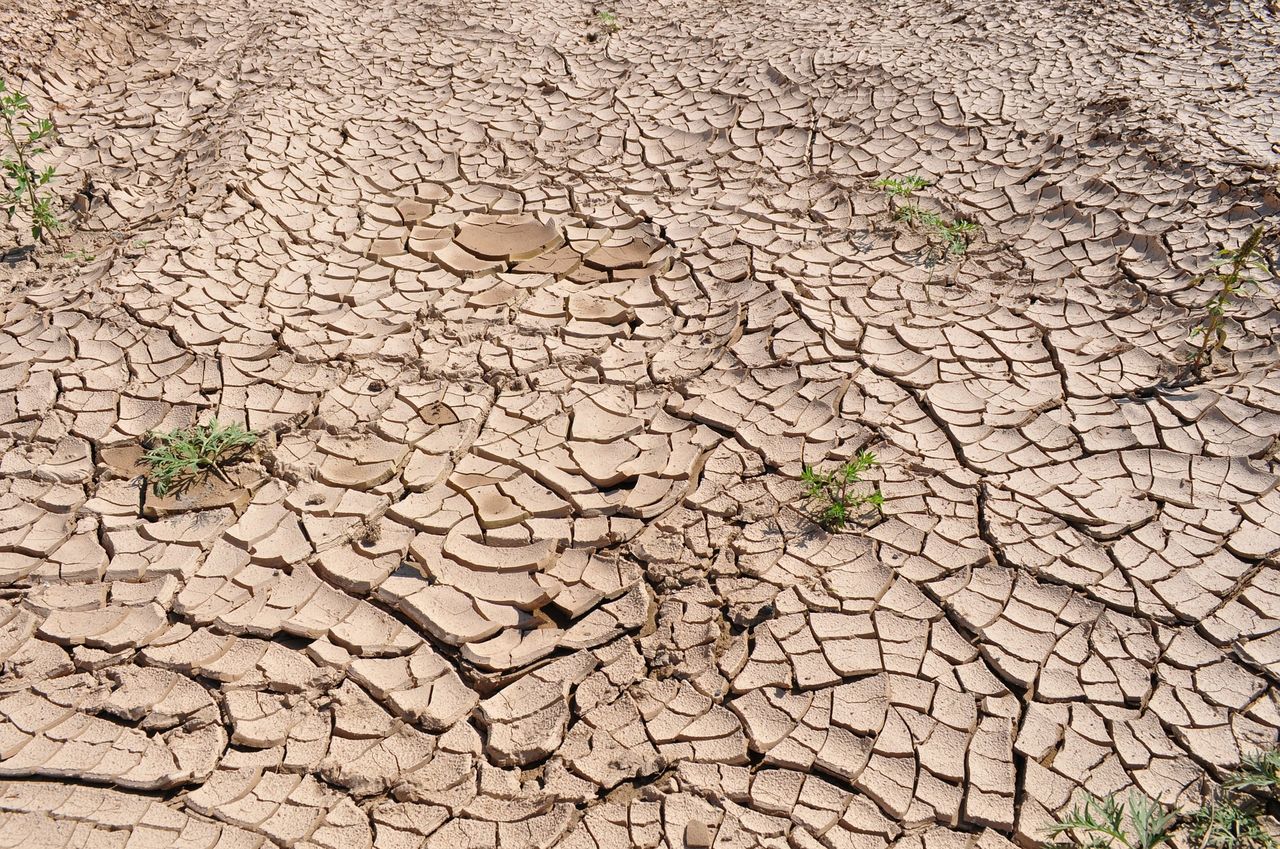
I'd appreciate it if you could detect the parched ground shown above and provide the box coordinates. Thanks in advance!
[1,0,1280,846]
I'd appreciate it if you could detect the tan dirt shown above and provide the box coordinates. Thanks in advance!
[1,0,1279,847]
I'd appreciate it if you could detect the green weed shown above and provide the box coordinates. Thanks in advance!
[598,10,621,32]
[875,173,977,257]
[897,205,978,256]
[801,450,884,532]
[873,175,930,199]
[1187,225,1270,374]
[1,81,60,248]
[142,420,259,496]
[1189,796,1275,849]
[1048,748,1280,849]
[1047,793,1177,849]
[1224,749,1280,794]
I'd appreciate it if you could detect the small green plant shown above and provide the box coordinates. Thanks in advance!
[121,237,149,258]
[897,205,978,256]
[1,81,60,248]
[1187,225,1270,374]
[873,175,930,200]
[875,174,977,257]
[63,248,94,263]
[1189,796,1275,849]
[1185,748,1280,849]
[800,450,884,531]
[1225,749,1280,793]
[1048,748,1280,849]
[598,10,621,31]
[142,420,259,496]
[1048,793,1177,849]
[939,218,978,254]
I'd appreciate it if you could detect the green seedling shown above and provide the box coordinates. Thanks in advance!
[939,217,978,254]
[873,175,930,199]
[142,420,259,496]
[800,450,884,532]
[876,174,977,257]
[121,237,149,258]
[63,248,94,263]
[598,10,621,32]
[1,81,60,248]
[1189,795,1275,849]
[1224,748,1280,794]
[1187,225,1269,374]
[1190,750,1280,849]
[1048,748,1280,849]
[1047,792,1177,849]
[896,204,977,256]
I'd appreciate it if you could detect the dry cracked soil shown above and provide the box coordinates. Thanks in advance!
[1,0,1280,847]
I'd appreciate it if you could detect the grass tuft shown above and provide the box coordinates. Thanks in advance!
[142,419,258,496]
[1224,749,1280,794]
[1189,796,1276,849]
[1048,747,1280,849]
[1047,793,1177,849]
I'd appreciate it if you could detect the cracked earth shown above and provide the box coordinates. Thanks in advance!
[2,0,1280,846]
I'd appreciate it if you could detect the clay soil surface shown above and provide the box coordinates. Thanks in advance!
[1,0,1280,846]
